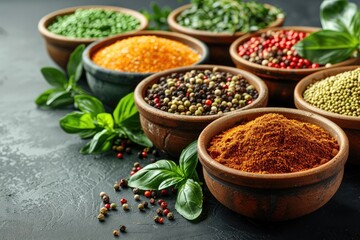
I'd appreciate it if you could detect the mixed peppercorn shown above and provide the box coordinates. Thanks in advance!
[145,68,259,116]
[237,30,326,69]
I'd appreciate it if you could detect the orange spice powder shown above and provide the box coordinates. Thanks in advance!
[91,36,201,73]
[207,113,339,174]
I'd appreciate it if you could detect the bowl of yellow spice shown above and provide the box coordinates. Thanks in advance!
[198,107,349,221]
[82,30,209,107]
[294,66,360,164]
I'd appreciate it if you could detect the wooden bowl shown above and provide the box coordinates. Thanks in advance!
[294,65,360,164]
[198,107,349,221]
[38,5,148,69]
[229,26,360,106]
[134,65,268,157]
[168,3,284,66]
[83,30,209,108]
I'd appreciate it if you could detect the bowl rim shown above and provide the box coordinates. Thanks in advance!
[294,65,360,129]
[82,30,209,78]
[134,64,268,123]
[197,107,349,188]
[38,5,149,43]
[229,26,359,75]
[167,3,285,39]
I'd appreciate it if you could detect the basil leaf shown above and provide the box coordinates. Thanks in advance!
[350,11,360,40]
[46,90,73,108]
[159,177,185,190]
[88,129,116,154]
[80,141,91,154]
[179,140,198,179]
[35,88,59,106]
[41,67,67,88]
[59,112,95,134]
[191,170,200,183]
[78,129,98,139]
[175,179,203,220]
[122,127,153,147]
[320,0,357,34]
[74,95,105,117]
[97,113,114,130]
[113,92,139,126]
[128,160,183,190]
[294,30,358,64]
[67,44,85,82]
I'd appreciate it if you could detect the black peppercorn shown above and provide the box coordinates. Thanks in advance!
[156,208,163,215]
[102,195,110,204]
[119,225,126,233]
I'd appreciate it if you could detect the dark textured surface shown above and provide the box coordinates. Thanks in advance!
[0,0,360,239]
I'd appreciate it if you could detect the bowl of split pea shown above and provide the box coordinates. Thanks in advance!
[38,5,148,68]
[82,30,209,108]
[134,65,268,157]
[197,107,349,221]
[294,66,360,165]
[167,1,284,66]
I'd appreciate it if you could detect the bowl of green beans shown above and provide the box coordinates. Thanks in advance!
[167,0,284,66]
[38,5,148,69]
[294,65,360,165]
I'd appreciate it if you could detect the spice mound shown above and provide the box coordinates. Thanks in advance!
[48,8,141,38]
[207,113,339,174]
[145,68,258,116]
[303,68,360,117]
[91,36,201,73]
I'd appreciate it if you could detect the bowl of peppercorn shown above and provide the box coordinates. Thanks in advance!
[82,30,209,108]
[294,65,360,165]
[167,2,284,66]
[38,5,149,68]
[229,26,360,106]
[198,107,349,221]
[134,65,268,157]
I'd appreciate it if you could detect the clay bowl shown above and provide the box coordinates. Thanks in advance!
[198,107,349,221]
[294,65,360,165]
[134,65,268,158]
[38,5,148,69]
[168,3,284,66]
[82,30,209,108]
[229,26,360,106]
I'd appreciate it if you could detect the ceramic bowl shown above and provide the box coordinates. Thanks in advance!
[82,30,209,108]
[168,3,284,66]
[134,65,268,157]
[198,107,349,221]
[229,26,360,106]
[38,5,148,68]
[294,65,360,165]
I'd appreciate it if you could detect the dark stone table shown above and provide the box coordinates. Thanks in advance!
[0,0,359,239]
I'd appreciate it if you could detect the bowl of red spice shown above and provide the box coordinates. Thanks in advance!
[38,5,149,68]
[82,30,209,107]
[134,65,268,157]
[229,26,360,106]
[294,66,360,165]
[198,107,349,221]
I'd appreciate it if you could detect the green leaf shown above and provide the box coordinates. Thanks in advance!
[88,129,116,154]
[35,88,59,106]
[67,44,85,82]
[128,160,183,190]
[175,179,203,220]
[320,0,358,34]
[59,112,95,134]
[80,141,91,154]
[46,90,74,108]
[97,113,114,130]
[294,30,358,64]
[41,67,67,88]
[122,127,153,147]
[113,92,139,127]
[78,129,98,139]
[350,11,360,40]
[179,140,198,179]
[74,95,105,117]
[159,177,185,190]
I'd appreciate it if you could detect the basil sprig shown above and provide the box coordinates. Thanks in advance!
[295,0,360,64]
[141,2,172,30]
[59,92,152,154]
[35,45,89,108]
[128,141,203,220]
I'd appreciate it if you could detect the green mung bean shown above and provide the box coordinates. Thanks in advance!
[303,68,360,117]
[48,8,140,38]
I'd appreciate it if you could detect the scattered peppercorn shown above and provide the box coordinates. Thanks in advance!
[120,198,127,205]
[105,203,111,209]
[163,208,170,216]
[138,203,145,211]
[132,188,140,194]
[151,191,157,198]
[142,201,148,208]
[145,68,258,115]
[113,183,120,191]
[153,216,161,223]
[100,207,108,215]
[102,195,110,204]
[167,212,174,220]
[238,30,324,69]
[97,213,105,221]
[125,147,132,154]
[116,153,123,159]
[119,179,128,188]
[122,203,129,211]
[110,203,117,210]
[113,229,119,237]
[119,225,127,233]
[144,190,151,198]
[156,208,163,216]
[160,189,168,196]
[134,194,140,201]
[133,162,140,168]
[149,198,156,205]
[160,201,168,209]
[152,149,159,157]
[158,217,164,224]
[157,199,164,205]
[100,192,107,198]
